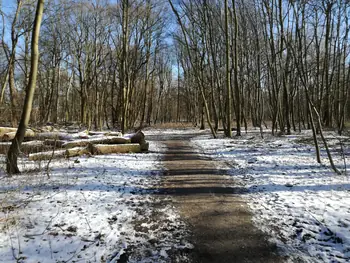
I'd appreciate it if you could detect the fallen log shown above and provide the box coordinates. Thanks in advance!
[100,137,131,145]
[88,130,123,137]
[88,131,106,136]
[0,141,52,155]
[0,142,10,154]
[43,139,66,148]
[28,141,144,160]
[67,129,84,134]
[104,131,123,137]
[65,147,90,158]
[0,127,17,137]
[140,142,149,151]
[25,141,53,154]
[29,150,66,161]
[89,143,141,155]
[37,125,56,132]
[88,130,121,136]
[62,136,131,149]
[128,131,145,144]
[28,147,90,161]
[34,132,74,141]
[131,132,145,143]
[2,129,36,141]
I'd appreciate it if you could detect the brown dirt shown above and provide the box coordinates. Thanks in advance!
[156,133,286,263]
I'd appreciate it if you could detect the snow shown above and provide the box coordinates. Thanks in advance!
[0,140,191,263]
[192,129,350,263]
[2,127,350,262]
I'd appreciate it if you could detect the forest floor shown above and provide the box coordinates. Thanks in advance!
[0,127,350,262]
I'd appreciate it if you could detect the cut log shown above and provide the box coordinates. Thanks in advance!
[0,141,53,155]
[29,150,67,161]
[2,129,36,141]
[89,143,141,155]
[78,134,90,139]
[88,131,123,137]
[28,147,90,161]
[100,137,131,144]
[104,131,122,137]
[67,129,84,134]
[35,132,74,141]
[0,142,10,154]
[62,136,131,149]
[43,139,65,148]
[0,127,17,137]
[140,142,149,151]
[0,141,54,155]
[65,147,90,158]
[63,140,92,149]
[124,131,145,144]
[24,141,52,154]
[40,125,55,132]
[88,131,106,136]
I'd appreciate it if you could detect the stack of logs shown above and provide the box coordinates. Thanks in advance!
[0,127,149,161]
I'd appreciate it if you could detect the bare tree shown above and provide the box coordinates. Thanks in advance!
[6,0,44,174]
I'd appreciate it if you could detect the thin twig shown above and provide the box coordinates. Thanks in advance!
[338,137,347,175]
[85,217,92,232]
[23,208,60,238]
[46,138,58,179]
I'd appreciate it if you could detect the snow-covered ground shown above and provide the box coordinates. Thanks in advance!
[0,141,192,263]
[2,127,350,263]
[192,129,350,263]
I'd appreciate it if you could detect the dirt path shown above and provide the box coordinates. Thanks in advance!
[154,132,285,263]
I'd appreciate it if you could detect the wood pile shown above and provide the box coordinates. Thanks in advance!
[0,127,149,160]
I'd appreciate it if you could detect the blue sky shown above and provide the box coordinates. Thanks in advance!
[1,0,15,12]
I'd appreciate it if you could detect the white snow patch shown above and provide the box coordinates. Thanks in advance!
[0,140,191,262]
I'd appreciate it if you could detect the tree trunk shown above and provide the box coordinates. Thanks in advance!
[0,68,9,105]
[232,0,241,136]
[121,0,130,134]
[168,0,216,138]
[8,56,19,127]
[225,0,232,137]
[6,0,45,174]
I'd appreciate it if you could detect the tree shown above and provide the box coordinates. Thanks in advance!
[6,0,45,174]
[224,0,232,137]
[232,0,241,136]
[120,0,130,134]
[168,0,217,138]
[6,0,23,127]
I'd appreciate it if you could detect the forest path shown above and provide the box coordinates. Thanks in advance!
[150,131,284,263]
